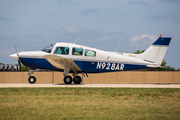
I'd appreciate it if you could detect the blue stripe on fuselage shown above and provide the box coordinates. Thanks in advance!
[19,57,148,73]
[73,60,148,73]
[19,57,56,70]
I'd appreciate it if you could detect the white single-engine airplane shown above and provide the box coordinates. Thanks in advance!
[10,35,171,84]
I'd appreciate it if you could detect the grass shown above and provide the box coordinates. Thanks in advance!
[0,88,180,120]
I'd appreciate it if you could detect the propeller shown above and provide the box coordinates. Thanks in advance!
[15,45,21,71]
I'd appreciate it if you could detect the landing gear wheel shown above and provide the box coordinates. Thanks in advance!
[64,75,72,84]
[28,76,36,84]
[73,76,82,84]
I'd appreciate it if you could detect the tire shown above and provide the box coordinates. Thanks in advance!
[64,76,72,84]
[28,76,36,84]
[73,76,82,84]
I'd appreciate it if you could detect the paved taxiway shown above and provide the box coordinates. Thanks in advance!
[0,84,180,88]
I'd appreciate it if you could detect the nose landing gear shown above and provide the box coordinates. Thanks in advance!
[28,69,36,84]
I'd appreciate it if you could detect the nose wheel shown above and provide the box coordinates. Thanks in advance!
[28,76,36,84]
[64,75,82,84]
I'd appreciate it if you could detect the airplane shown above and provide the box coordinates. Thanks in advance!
[10,35,171,84]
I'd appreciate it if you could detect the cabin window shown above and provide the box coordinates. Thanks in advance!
[85,49,96,57]
[54,47,69,55]
[72,47,83,56]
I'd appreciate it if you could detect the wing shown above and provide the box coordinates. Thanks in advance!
[43,54,82,73]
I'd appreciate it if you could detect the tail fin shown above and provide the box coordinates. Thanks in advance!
[137,37,172,66]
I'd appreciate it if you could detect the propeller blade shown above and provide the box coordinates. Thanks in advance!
[15,45,19,57]
[15,45,21,71]
[18,60,21,71]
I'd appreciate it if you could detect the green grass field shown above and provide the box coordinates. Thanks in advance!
[0,88,180,120]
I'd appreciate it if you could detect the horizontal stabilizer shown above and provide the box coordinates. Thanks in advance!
[147,65,165,68]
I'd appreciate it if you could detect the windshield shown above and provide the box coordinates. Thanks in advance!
[41,43,55,53]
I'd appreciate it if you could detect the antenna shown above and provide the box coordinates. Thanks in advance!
[113,45,122,52]
[73,36,82,44]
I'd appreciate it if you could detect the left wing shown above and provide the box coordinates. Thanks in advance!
[43,54,82,74]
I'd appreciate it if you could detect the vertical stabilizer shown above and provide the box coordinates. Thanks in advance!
[137,37,171,66]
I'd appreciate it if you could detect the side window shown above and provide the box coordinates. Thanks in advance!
[85,49,96,57]
[72,47,83,56]
[54,47,69,55]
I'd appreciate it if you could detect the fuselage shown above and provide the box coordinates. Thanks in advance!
[10,42,155,73]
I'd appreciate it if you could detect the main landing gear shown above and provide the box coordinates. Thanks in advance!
[63,67,82,84]
[64,75,82,84]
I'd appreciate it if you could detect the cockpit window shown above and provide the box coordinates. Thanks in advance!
[85,49,96,57]
[54,47,69,55]
[41,43,55,53]
[72,47,83,56]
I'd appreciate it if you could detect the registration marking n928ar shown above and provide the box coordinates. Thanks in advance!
[96,62,124,71]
